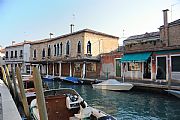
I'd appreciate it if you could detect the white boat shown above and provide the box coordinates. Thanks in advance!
[92,79,133,91]
[30,88,116,120]
[166,90,180,98]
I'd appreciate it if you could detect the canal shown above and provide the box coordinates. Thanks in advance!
[45,81,180,120]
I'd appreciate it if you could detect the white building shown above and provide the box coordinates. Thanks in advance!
[5,41,31,74]
[0,46,5,66]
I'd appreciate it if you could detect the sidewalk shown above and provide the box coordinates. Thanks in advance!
[0,80,21,120]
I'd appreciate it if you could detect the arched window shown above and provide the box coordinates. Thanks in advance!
[42,48,45,58]
[60,42,63,55]
[66,41,70,55]
[33,49,36,58]
[57,44,59,55]
[77,41,81,53]
[54,44,56,56]
[87,41,91,54]
[48,45,51,56]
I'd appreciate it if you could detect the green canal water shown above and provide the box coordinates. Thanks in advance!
[45,81,180,120]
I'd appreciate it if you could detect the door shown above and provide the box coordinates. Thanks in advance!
[143,58,151,79]
[116,59,121,77]
[156,57,166,80]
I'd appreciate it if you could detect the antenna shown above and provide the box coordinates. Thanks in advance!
[70,14,75,33]
[171,2,180,21]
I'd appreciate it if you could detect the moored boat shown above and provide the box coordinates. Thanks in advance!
[30,88,116,120]
[92,79,133,91]
[62,76,82,84]
[166,90,180,98]
[42,75,55,81]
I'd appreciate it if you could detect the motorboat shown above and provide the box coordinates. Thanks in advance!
[42,75,55,81]
[166,90,180,98]
[62,76,82,84]
[30,88,116,120]
[92,79,133,91]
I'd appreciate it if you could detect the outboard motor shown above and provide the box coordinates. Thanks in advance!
[66,94,80,109]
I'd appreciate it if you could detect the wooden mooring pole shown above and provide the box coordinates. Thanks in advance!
[16,67,30,120]
[0,65,8,86]
[4,66,14,97]
[33,66,48,120]
[11,67,19,104]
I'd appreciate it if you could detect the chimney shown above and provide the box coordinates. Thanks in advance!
[162,9,169,46]
[163,9,169,27]
[12,41,15,45]
[70,24,74,33]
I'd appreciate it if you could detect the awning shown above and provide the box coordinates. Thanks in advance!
[121,52,152,62]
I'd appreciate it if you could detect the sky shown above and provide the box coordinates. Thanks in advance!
[0,0,180,47]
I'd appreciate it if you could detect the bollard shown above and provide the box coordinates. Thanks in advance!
[16,67,30,120]
[33,66,48,120]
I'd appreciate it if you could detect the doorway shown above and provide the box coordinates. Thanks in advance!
[116,59,121,77]
[143,58,151,79]
[156,56,166,80]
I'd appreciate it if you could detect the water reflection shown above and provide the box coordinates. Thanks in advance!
[45,81,180,120]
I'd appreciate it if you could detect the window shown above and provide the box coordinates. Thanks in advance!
[42,48,45,58]
[172,56,180,72]
[20,50,23,57]
[48,45,51,56]
[60,42,63,55]
[77,41,81,53]
[57,44,60,55]
[33,49,36,58]
[87,63,96,72]
[128,62,140,71]
[66,41,70,55]
[87,41,91,54]
[54,44,56,56]
[5,51,8,58]
[11,51,13,58]
[15,50,17,58]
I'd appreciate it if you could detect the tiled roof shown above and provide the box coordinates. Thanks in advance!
[160,19,180,28]
[124,32,160,41]
[53,29,119,40]
[5,41,32,48]
[169,19,180,26]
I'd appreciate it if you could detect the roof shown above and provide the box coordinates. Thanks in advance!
[124,32,160,45]
[54,28,119,40]
[5,41,32,48]
[169,19,180,26]
[31,28,119,45]
[125,32,159,41]
[160,19,180,28]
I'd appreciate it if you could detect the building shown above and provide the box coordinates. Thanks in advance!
[0,46,5,66]
[121,9,180,84]
[100,46,123,79]
[4,41,31,73]
[30,29,119,78]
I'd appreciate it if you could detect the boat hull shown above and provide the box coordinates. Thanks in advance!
[166,90,180,98]
[93,83,133,91]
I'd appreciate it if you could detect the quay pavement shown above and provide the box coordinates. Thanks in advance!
[0,80,21,120]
